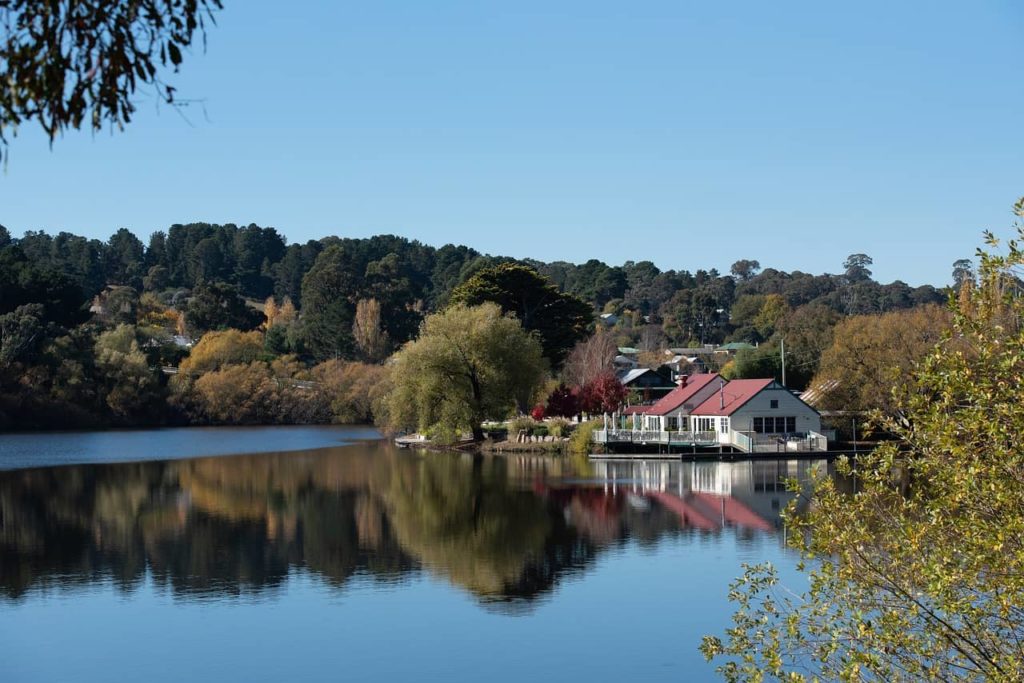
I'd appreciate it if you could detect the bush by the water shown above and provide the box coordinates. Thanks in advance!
[568,420,601,456]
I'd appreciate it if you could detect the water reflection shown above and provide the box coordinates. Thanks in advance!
[0,444,831,609]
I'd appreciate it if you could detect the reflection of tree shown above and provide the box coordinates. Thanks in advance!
[382,454,577,601]
[0,444,706,606]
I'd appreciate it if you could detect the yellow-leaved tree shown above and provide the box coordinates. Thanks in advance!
[701,200,1024,681]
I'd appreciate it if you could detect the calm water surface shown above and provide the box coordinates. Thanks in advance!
[0,427,830,682]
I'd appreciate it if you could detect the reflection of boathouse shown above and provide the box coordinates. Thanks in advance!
[590,458,829,530]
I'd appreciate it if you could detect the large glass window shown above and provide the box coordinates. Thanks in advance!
[754,417,798,433]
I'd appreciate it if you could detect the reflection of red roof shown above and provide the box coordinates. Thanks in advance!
[648,491,774,532]
[642,373,720,416]
[690,378,775,416]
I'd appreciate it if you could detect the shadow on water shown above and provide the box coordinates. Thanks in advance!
[0,441,834,612]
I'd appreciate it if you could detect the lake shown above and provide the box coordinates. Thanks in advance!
[0,426,828,682]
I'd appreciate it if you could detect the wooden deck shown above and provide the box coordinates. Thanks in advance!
[592,428,828,455]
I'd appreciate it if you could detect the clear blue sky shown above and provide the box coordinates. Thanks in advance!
[2,0,1022,286]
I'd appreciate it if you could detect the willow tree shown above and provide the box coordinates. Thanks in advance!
[702,203,1024,682]
[383,303,546,443]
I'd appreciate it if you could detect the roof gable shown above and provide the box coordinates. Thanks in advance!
[617,368,674,387]
[645,373,720,415]
[691,378,775,416]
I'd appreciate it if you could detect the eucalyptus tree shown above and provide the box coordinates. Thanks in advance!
[449,262,592,368]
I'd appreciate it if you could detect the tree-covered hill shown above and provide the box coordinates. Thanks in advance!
[0,220,954,429]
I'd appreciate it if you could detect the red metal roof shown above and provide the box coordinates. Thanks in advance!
[690,378,775,416]
[641,373,720,416]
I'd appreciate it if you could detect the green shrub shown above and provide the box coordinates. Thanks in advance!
[531,425,549,437]
[569,420,601,456]
[547,418,571,438]
[508,416,536,436]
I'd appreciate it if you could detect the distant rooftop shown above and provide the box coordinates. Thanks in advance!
[718,342,755,351]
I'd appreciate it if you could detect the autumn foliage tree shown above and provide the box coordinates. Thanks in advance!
[809,303,952,418]
[580,371,627,415]
[544,383,580,418]
[178,329,264,375]
[310,359,389,423]
[352,298,391,363]
[703,208,1024,682]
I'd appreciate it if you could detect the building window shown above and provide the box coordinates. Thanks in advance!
[719,417,729,434]
[754,417,799,434]
[770,399,779,409]
[666,416,678,431]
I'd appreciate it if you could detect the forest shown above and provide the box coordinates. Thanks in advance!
[0,221,957,430]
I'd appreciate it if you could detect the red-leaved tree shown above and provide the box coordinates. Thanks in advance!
[545,383,580,418]
[580,372,627,414]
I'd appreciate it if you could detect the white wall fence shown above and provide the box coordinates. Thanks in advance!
[595,429,720,447]
[592,428,829,453]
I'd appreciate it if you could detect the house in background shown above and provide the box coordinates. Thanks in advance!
[715,342,755,356]
[613,354,640,372]
[665,354,709,376]
[616,367,676,401]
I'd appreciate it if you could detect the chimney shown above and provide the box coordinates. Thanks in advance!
[719,378,726,411]
[676,374,688,387]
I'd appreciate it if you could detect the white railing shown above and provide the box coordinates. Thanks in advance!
[731,431,752,452]
[808,431,829,452]
[597,428,829,453]
[733,432,830,453]
[592,429,719,446]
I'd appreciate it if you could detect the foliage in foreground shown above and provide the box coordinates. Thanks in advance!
[0,0,223,162]
[702,206,1024,682]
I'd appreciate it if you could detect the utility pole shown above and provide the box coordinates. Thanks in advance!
[780,338,786,386]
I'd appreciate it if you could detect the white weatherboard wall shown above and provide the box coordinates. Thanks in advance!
[646,381,725,431]
[728,386,821,436]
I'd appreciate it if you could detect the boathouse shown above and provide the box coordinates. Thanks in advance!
[688,378,823,451]
[595,377,827,454]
